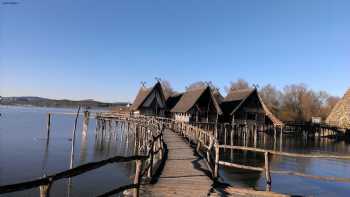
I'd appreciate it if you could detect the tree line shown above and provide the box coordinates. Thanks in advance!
[160,79,340,122]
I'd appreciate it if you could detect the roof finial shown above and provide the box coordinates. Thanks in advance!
[155,77,161,83]
[204,81,211,87]
[140,81,146,88]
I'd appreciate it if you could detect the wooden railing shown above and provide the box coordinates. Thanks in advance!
[0,116,166,197]
[216,145,350,191]
[145,116,350,192]
[92,113,350,193]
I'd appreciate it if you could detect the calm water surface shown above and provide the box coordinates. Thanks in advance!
[220,128,350,196]
[0,106,135,197]
[1,106,350,196]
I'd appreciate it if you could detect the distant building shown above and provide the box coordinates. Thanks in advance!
[129,82,282,127]
[220,88,283,127]
[130,82,167,116]
[326,88,350,129]
[170,86,222,123]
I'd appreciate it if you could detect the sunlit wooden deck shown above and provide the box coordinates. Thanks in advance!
[140,129,289,197]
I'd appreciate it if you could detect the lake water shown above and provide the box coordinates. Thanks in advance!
[1,106,350,196]
[0,106,135,197]
[219,128,350,197]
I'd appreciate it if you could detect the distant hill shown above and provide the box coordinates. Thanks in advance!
[0,96,129,109]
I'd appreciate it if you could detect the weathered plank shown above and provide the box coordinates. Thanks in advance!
[141,129,214,197]
[140,129,289,197]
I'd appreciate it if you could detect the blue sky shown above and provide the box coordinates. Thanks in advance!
[1,0,349,102]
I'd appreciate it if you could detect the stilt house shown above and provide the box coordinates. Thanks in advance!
[170,86,223,123]
[130,82,167,116]
[221,88,283,127]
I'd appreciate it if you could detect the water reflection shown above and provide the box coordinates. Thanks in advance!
[219,131,350,196]
[0,107,141,196]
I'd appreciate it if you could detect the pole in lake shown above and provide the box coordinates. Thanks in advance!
[46,113,52,142]
[68,106,81,196]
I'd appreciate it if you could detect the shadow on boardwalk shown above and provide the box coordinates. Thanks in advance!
[140,129,290,197]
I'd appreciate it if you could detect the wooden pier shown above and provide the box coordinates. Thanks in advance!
[141,128,214,196]
[2,112,350,197]
[140,128,288,197]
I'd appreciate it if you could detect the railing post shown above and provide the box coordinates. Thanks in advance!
[196,137,201,153]
[147,142,154,178]
[159,134,163,160]
[214,141,219,179]
[264,152,272,191]
[39,177,52,197]
[134,159,142,197]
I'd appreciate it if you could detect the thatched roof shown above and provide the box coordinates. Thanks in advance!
[258,94,284,126]
[222,88,283,126]
[213,91,224,104]
[326,88,350,129]
[166,93,183,111]
[170,86,223,115]
[224,89,253,102]
[130,82,165,111]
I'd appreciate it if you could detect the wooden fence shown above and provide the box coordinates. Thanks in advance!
[155,116,350,192]
[0,117,166,197]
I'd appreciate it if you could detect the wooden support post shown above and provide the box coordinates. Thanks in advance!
[70,106,81,169]
[224,126,227,146]
[159,135,163,160]
[39,183,52,197]
[46,113,51,140]
[280,126,283,152]
[264,152,272,191]
[134,160,142,197]
[82,110,90,137]
[148,142,154,178]
[214,142,220,179]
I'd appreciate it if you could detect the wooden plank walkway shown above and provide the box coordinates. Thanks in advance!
[140,129,289,197]
[141,128,214,196]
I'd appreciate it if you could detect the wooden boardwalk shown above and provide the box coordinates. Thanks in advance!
[141,129,214,196]
[140,129,289,197]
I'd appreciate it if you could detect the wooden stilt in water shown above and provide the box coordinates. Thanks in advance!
[264,152,271,191]
[214,142,219,179]
[46,113,51,141]
[82,110,90,137]
[280,126,283,152]
[134,160,142,197]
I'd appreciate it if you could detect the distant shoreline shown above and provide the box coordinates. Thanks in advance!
[0,96,129,109]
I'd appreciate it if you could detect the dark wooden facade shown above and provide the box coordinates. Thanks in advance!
[221,88,283,127]
[170,86,222,123]
[130,82,167,116]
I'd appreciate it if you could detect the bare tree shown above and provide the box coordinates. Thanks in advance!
[278,84,339,122]
[259,84,282,116]
[186,81,219,91]
[320,95,340,119]
[225,79,251,93]
[161,80,176,98]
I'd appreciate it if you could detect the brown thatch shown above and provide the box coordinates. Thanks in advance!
[326,88,350,129]
[224,89,253,102]
[222,88,283,126]
[258,94,284,126]
[130,87,151,111]
[130,82,165,111]
[170,87,223,115]
[166,93,183,110]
